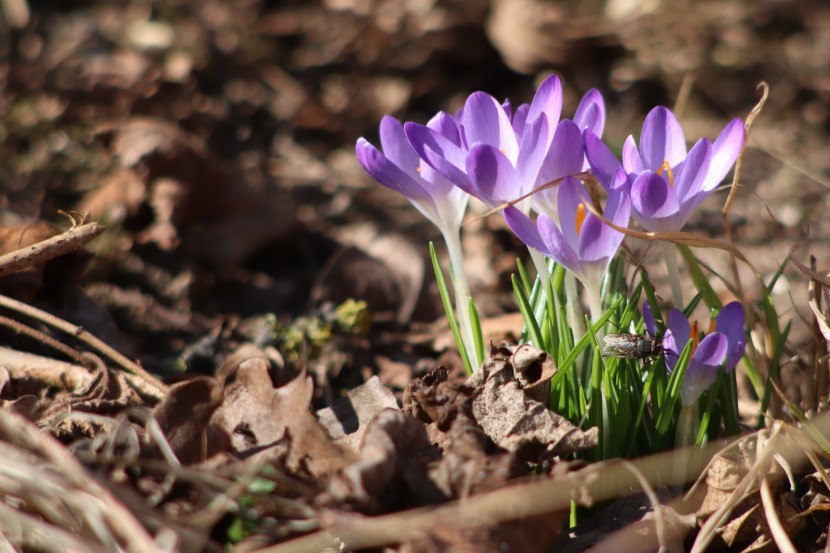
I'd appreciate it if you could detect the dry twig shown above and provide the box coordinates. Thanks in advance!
[0,221,105,279]
[0,294,168,400]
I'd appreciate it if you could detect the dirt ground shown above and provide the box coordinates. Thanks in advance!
[1,0,830,551]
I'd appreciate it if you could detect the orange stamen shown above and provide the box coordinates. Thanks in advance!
[576,203,586,237]
[690,320,699,357]
[707,319,717,334]
[657,159,675,186]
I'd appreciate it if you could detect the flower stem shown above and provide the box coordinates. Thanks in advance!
[528,249,554,337]
[661,241,684,308]
[675,403,699,449]
[442,228,480,370]
[585,282,604,339]
[564,272,585,339]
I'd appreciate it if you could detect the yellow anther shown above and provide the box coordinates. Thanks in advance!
[576,203,586,237]
[416,166,421,173]
[707,319,717,334]
[657,159,675,187]
[690,320,699,357]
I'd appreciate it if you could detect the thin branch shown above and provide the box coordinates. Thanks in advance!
[0,293,168,400]
[0,221,105,279]
[722,82,768,217]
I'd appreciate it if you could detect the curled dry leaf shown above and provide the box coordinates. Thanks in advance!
[697,453,805,552]
[325,408,444,513]
[210,346,353,476]
[470,343,597,461]
[316,375,398,447]
[153,376,225,465]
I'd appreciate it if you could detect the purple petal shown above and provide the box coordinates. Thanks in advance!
[536,213,579,270]
[714,301,746,371]
[682,332,728,405]
[356,138,430,202]
[512,104,530,137]
[692,331,729,367]
[504,208,579,272]
[608,166,631,193]
[556,176,586,252]
[622,136,644,174]
[466,144,522,206]
[674,138,712,208]
[460,92,519,161]
[640,107,687,170]
[533,120,585,216]
[642,301,657,337]
[504,206,546,252]
[502,98,512,120]
[702,118,746,192]
[516,116,549,187]
[607,185,631,229]
[418,162,459,203]
[539,120,585,184]
[379,116,420,171]
[426,111,462,145]
[577,213,616,264]
[664,309,690,373]
[585,130,621,187]
[526,74,563,134]
[577,187,629,263]
[574,89,605,137]
[405,122,473,193]
[631,173,681,231]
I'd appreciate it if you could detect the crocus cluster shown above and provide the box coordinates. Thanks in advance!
[586,107,746,233]
[643,301,746,405]
[356,73,746,379]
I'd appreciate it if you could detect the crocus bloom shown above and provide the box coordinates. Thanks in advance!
[586,106,745,232]
[356,114,468,237]
[531,89,607,221]
[504,171,631,320]
[356,113,481,369]
[643,301,746,405]
[404,74,563,209]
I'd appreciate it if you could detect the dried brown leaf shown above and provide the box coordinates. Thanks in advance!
[316,375,398,447]
[153,376,225,465]
[325,409,443,513]
[210,347,353,476]
[470,344,597,461]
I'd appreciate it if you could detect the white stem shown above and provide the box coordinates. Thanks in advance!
[675,403,699,449]
[528,248,554,341]
[584,281,604,340]
[661,241,684,308]
[442,228,480,370]
[672,403,698,492]
[565,272,585,339]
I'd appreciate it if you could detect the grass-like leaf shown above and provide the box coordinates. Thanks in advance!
[430,242,472,375]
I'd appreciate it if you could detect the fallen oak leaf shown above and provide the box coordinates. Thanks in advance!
[470,343,597,461]
[210,346,354,476]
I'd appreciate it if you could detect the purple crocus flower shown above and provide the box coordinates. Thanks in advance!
[504,171,631,319]
[404,74,563,209]
[586,106,745,232]
[532,89,608,220]
[355,114,468,236]
[643,301,746,405]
